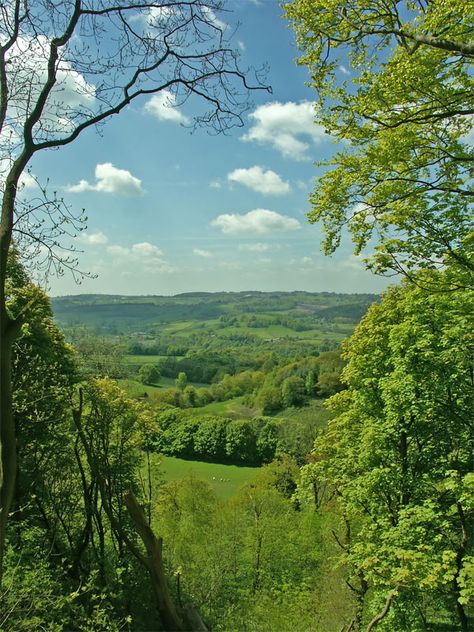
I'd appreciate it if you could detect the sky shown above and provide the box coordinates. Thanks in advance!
[21,0,393,297]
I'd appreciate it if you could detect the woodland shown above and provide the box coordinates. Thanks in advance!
[0,1,473,631]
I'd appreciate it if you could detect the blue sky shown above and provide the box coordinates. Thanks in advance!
[24,0,391,297]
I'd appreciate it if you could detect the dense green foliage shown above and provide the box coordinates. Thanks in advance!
[285,0,474,289]
[298,277,474,629]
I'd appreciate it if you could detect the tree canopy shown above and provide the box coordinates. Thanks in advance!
[299,276,474,629]
[285,0,474,288]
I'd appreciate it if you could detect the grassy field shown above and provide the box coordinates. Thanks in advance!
[124,354,170,365]
[153,455,259,499]
[276,398,331,427]
[118,377,176,397]
[193,396,257,418]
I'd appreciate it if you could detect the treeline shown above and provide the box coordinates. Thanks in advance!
[136,352,344,415]
[151,412,280,464]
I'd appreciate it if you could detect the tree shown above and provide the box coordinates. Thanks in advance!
[256,385,282,416]
[303,278,473,629]
[138,364,161,386]
[281,376,306,408]
[175,371,188,391]
[285,0,474,289]
[181,384,197,407]
[0,0,268,578]
[225,419,257,463]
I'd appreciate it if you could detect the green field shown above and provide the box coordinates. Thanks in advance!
[156,455,259,499]
[124,354,171,365]
[194,395,257,418]
[118,377,176,397]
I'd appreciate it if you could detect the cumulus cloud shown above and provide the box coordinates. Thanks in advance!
[144,90,190,124]
[212,209,300,235]
[107,241,172,272]
[242,101,327,160]
[227,165,291,195]
[79,231,109,245]
[238,243,271,252]
[193,248,212,257]
[66,163,143,196]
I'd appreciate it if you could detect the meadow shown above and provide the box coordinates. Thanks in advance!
[155,455,259,500]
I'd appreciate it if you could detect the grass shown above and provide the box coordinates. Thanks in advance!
[118,376,179,396]
[118,376,209,398]
[192,396,257,419]
[124,354,170,365]
[276,398,331,428]
[151,454,259,500]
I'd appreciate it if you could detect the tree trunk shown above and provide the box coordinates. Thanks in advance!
[0,158,29,584]
[124,491,185,632]
[0,313,21,582]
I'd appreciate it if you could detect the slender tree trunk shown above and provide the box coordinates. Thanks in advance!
[124,491,185,631]
[0,158,29,584]
[0,291,21,582]
[453,503,470,632]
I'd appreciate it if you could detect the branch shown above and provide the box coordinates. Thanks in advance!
[366,588,398,632]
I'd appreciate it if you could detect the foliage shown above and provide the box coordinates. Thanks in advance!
[138,363,161,386]
[175,371,188,391]
[281,375,306,408]
[300,276,474,628]
[285,0,474,288]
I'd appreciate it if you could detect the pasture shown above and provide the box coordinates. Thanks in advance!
[154,455,259,499]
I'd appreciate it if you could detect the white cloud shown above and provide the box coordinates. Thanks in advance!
[202,6,228,31]
[132,242,164,257]
[144,90,190,124]
[193,248,212,257]
[79,231,109,245]
[107,241,172,272]
[237,40,246,52]
[242,101,328,160]
[339,65,350,75]
[66,163,143,196]
[212,209,301,235]
[210,180,222,189]
[107,245,130,257]
[227,166,291,195]
[238,243,271,252]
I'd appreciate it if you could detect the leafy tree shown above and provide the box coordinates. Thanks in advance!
[255,419,281,463]
[225,420,258,463]
[303,278,474,630]
[193,417,227,461]
[281,376,306,408]
[285,0,474,289]
[305,369,318,396]
[317,371,343,397]
[138,363,161,386]
[256,386,283,415]
[175,371,188,391]
[181,385,198,408]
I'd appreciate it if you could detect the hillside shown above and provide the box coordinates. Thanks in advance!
[52,290,377,332]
